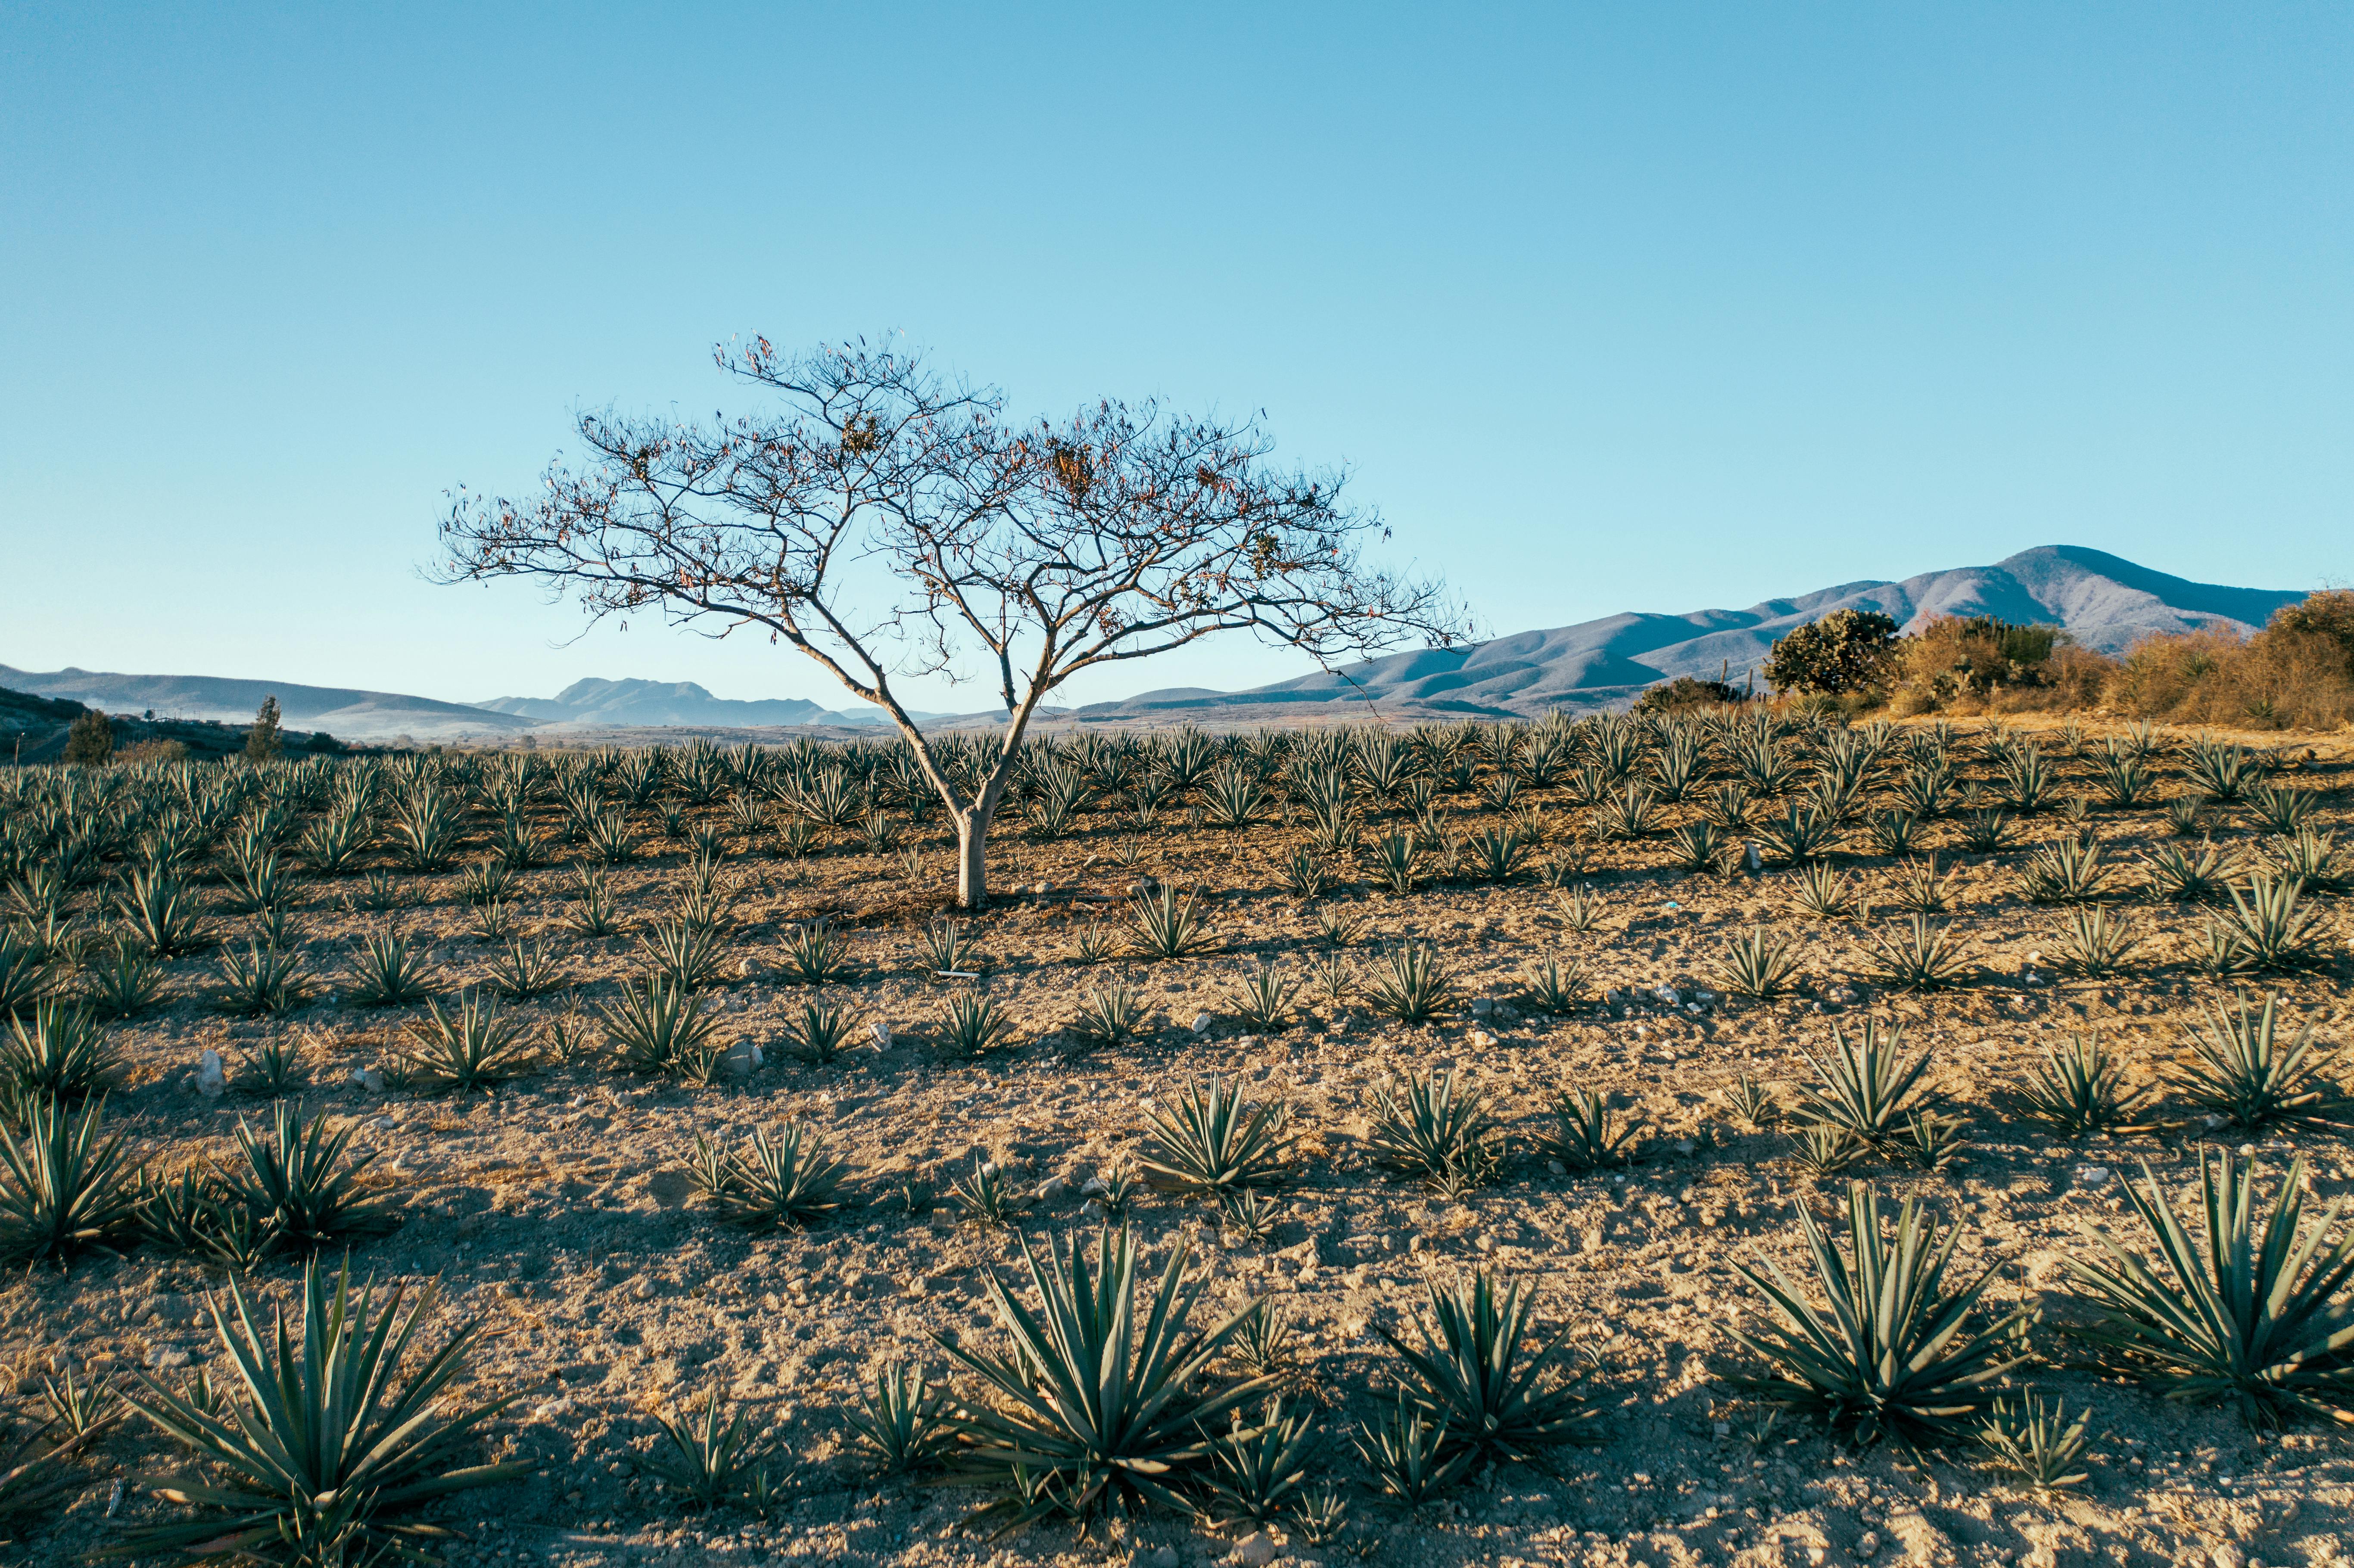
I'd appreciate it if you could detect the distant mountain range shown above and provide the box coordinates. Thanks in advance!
[474,678,937,730]
[0,665,539,740]
[1071,545,2309,721]
[5,546,2315,738]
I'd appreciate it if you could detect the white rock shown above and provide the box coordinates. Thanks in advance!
[1470,997,1495,1017]
[2075,1165,2112,1188]
[869,1020,893,1051]
[1147,1549,1180,1568]
[1230,1533,1278,1568]
[1035,1176,1069,1203]
[195,1050,226,1098]
[1191,1012,1212,1034]
[630,1278,656,1301]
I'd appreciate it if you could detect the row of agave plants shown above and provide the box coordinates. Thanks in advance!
[1,1126,2343,1555]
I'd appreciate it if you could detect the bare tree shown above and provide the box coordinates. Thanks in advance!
[438,337,1463,906]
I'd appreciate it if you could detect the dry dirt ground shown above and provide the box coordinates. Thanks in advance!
[8,717,2354,1568]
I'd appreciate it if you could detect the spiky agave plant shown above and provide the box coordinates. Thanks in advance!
[1352,1392,1466,1503]
[934,1226,1270,1533]
[1200,1394,1317,1526]
[222,1100,395,1254]
[344,927,437,1007]
[782,998,853,1064]
[2167,992,2349,1134]
[1974,1394,2092,1494]
[2063,1151,2354,1427]
[1361,941,1454,1024]
[1377,1269,1598,1465]
[600,978,726,1083]
[400,993,534,1093]
[0,1000,115,1110]
[0,1095,143,1266]
[1520,955,1587,1014]
[1793,1020,1941,1148]
[81,936,162,1019]
[638,915,729,992]
[778,919,854,984]
[2208,874,2333,974]
[109,1257,529,1562]
[1727,1182,2023,1448]
[1363,1070,1497,1194]
[1541,1088,1646,1171]
[1124,886,1217,960]
[686,1122,849,1231]
[843,1361,946,1477]
[1714,927,1799,999]
[2014,1033,2149,1138]
[1067,982,1144,1051]
[1137,1078,1295,1198]
[1859,915,1971,992]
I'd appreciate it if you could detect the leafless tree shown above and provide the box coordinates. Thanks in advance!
[438,336,1464,906]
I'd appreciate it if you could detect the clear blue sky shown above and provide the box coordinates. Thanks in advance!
[4,4,2348,712]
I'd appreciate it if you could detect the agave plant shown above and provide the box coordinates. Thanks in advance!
[0,931,49,1017]
[687,1122,848,1231]
[1541,1088,1646,1171]
[2168,992,2348,1133]
[779,919,854,984]
[1883,854,1955,915]
[1787,861,1855,920]
[1224,961,1298,1033]
[115,867,208,958]
[1975,1394,2092,1494]
[1365,830,1421,893]
[564,866,623,937]
[1377,1269,1597,1465]
[920,918,981,976]
[842,1360,946,1476]
[1138,1078,1295,1198]
[2015,1033,2149,1137]
[932,1226,1270,1532]
[949,1157,1020,1227]
[112,1257,529,1561]
[1860,915,1970,992]
[2064,1151,2354,1427]
[1352,1392,1467,1503]
[81,936,162,1018]
[645,1385,782,1510]
[1721,1073,1778,1129]
[344,927,437,1007]
[400,994,533,1092]
[0,1095,142,1266]
[2207,874,2332,974]
[601,979,726,1083]
[1125,886,1217,960]
[215,939,308,1017]
[0,1001,115,1109]
[639,916,728,992]
[2018,838,2111,905]
[1361,941,1454,1024]
[782,998,853,1064]
[2142,840,2236,902]
[1520,955,1586,1014]
[1714,927,1799,999]
[2049,905,2142,979]
[1364,1070,1496,1194]
[1727,1182,2022,1447]
[223,1100,395,1253]
[1201,1394,1316,1526]
[938,991,1013,1056]
[1793,1020,1940,1147]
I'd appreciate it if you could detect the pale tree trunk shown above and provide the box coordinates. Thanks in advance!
[949,765,1015,909]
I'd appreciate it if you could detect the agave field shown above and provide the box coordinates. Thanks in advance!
[0,712,2351,1568]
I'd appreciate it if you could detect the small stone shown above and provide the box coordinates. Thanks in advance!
[350,1066,384,1093]
[1470,997,1495,1017]
[1147,1549,1180,1568]
[2075,1165,2112,1188]
[738,957,762,979]
[630,1278,656,1301]
[1547,1158,1567,1175]
[1230,1533,1278,1568]
[2210,1548,2244,1568]
[194,1050,226,1098]
[1035,1176,1069,1204]
[1031,881,1051,897]
[1745,842,1762,872]
[869,1020,893,1051]
[1191,1012,1211,1034]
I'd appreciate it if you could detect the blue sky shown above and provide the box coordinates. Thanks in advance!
[4,4,2348,712]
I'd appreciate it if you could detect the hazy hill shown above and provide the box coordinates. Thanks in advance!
[1074,545,2307,721]
[475,677,938,728]
[0,665,537,740]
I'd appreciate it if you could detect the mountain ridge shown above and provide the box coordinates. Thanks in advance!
[1073,545,2309,720]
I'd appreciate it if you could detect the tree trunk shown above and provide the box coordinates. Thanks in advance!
[954,809,990,908]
